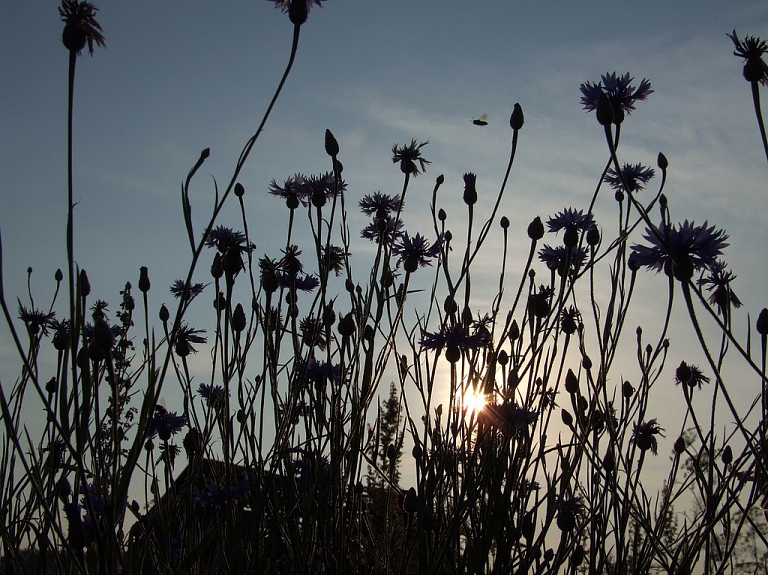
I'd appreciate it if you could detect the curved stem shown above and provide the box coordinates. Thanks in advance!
[750,81,768,164]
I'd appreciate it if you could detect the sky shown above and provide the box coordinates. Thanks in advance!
[2,1,768,489]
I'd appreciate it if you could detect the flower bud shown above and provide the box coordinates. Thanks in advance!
[674,436,686,454]
[527,216,544,241]
[324,129,339,157]
[463,173,477,206]
[211,253,224,279]
[234,183,245,198]
[200,148,211,160]
[586,226,600,246]
[563,226,578,248]
[622,380,634,398]
[722,445,733,465]
[138,266,151,293]
[510,103,524,130]
[436,174,445,186]
[582,355,592,370]
[159,304,170,323]
[78,269,90,297]
[338,312,356,338]
[55,268,64,282]
[288,0,308,25]
[231,303,246,332]
[657,152,668,170]
[438,208,447,221]
[603,450,615,472]
[345,279,355,293]
[564,369,579,394]
[596,93,614,126]
[508,320,520,341]
[46,377,58,394]
[561,408,573,427]
[756,308,768,336]
[500,216,510,229]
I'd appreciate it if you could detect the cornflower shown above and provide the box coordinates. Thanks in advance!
[359,192,402,216]
[59,0,105,55]
[393,232,441,273]
[604,163,655,193]
[727,30,768,86]
[174,323,207,357]
[392,139,430,176]
[269,174,309,207]
[699,260,742,316]
[633,419,664,455]
[546,208,594,233]
[420,324,486,363]
[148,406,187,441]
[170,279,206,301]
[538,245,588,274]
[18,304,56,336]
[198,383,227,407]
[580,72,653,119]
[630,220,729,280]
[674,361,710,390]
[361,217,404,244]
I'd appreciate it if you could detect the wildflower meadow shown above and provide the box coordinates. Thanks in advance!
[2,2,768,574]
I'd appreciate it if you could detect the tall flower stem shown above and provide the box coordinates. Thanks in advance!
[750,81,768,163]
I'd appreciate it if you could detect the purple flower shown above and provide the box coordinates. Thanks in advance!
[359,192,402,216]
[174,323,207,357]
[633,418,664,455]
[393,232,441,273]
[198,383,227,407]
[277,272,320,292]
[269,174,310,207]
[604,163,655,193]
[306,172,346,202]
[420,324,486,362]
[205,226,247,251]
[699,260,742,316]
[674,361,710,390]
[538,245,588,274]
[18,304,55,336]
[361,217,404,244]
[630,220,729,280]
[295,358,342,386]
[727,30,768,86]
[392,140,430,176]
[546,208,594,233]
[148,406,187,441]
[267,0,325,15]
[192,477,250,508]
[580,72,653,117]
[170,279,206,300]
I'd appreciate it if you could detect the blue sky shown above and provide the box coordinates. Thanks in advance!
[2,1,768,479]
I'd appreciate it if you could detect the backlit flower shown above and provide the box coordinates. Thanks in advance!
[420,324,486,362]
[674,361,710,390]
[633,418,664,455]
[393,232,441,273]
[174,323,207,357]
[580,72,653,118]
[18,304,56,336]
[269,174,310,207]
[170,279,206,301]
[392,140,430,176]
[630,220,729,280]
[604,163,655,193]
[728,30,768,86]
[546,208,595,233]
[538,245,588,274]
[59,0,105,55]
[198,383,227,407]
[148,406,187,441]
[278,272,320,292]
[359,192,402,216]
[361,217,404,244]
[699,260,743,316]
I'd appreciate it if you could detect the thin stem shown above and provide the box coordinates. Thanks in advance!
[750,81,768,164]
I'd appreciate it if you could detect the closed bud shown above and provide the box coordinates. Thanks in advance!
[46,377,58,394]
[463,173,477,206]
[674,436,686,454]
[338,312,356,338]
[586,225,600,246]
[200,148,211,160]
[657,152,668,170]
[211,253,224,279]
[603,450,615,473]
[345,279,355,293]
[596,92,614,126]
[138,266,151,293]
[622,380,634,398]
[497,349,508,366]
[722,445,733,465]
[571,544,585,567]
[78,269,90,297]
[436,174,445,186]
[509,320,520,341]
[324,129,339,157]
[564,369,579,394]
[159,304,170,323]
[527,216,544,240]
[234,183,245,197]
[500,216,510,229]
[561,408,573,427]
[402,487,418,515]
[93,316,114,355]
[563,226,578,248]
[232,303,246,332]
[55,268,64,282]
[444,230,452,243]
[582,355,592,370]
[510,103,525,130]
[438,208,447,221]
[756,308,768,336]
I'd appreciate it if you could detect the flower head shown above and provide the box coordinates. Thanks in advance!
[604,163,655,193]
[267,0,325,25]
[580,72,653,120]
[546,208,595,234]
[198,383,227,408]
[170,279,206,301]
[18,303,56,336]
[361,217,404,245]
[674,361,710,390]
[699,260,742,316]
[392,140,430,176]
[359,192,402,216]
[148,406,187,441]
[555,495,585,531]
[59,0,105,55]
[174,323,207,357]
[633,418,664,455]
[420,324,486,362]
[205,226,248,252]
[538,245,588,275]
[727,30,768,86]
[393,232,441,273]
[630,220,729,280]
[269,174,310,208]
[278,272,320,293]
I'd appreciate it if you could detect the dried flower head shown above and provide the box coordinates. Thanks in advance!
[699,260,742,316]
[392,140,430,176]
[59,0,105,55]
[727,30,768,86]
[633,418,664,455]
